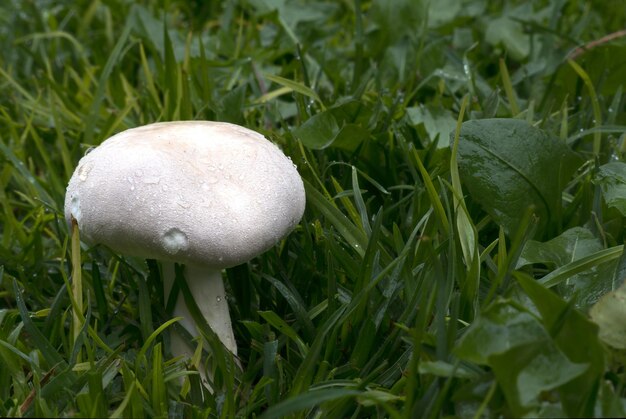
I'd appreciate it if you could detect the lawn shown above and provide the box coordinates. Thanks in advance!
[1,0,626,417]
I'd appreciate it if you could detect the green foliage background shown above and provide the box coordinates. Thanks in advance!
[0,0,625,417]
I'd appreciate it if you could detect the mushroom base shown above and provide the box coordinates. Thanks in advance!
[162,262,237,384]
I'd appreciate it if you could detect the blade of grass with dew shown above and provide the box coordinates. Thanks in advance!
[265,74,325,110]
[332,177,363,233]
[568,59,602,156]
[351,166,372,236]
[304,178,368,256]
[499,58,520,116]
[404,138,450,235]
[538,245,624,288]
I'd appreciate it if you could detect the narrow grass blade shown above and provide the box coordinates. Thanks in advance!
[0,140,55,206]
[499,58,520,116]
[405,140,449,235]
[259,310,309,358]
[135,316,183,370]
[13,279,66,368]
[136,273,154,342]
[568,59,602,155]
[262,274,315,337]
[538,245,624,288]
[351,166,372,236]
[70,219,83,358]
[262,388,362,418]
[84,14,134,144]
[151,342,167,418]
[304,178,367,256]
[265,74,325,110]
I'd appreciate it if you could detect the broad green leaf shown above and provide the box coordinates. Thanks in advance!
[595,161,626,216]
[294,100,372,150]
[457,118,582,236]
[517,273,605,417]
[407,104,457,148]
[517,227,617,309]
[456,297,591,415]
[489,341,588,414]
[426,0,462,27]
[517,227,602,268]
[294,110,338,149]
[590,281,626,349]
[484,15,529,60]
[454,300,545,365]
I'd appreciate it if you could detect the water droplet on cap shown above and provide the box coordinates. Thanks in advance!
[77,163,92,181]
[161,227,189,255]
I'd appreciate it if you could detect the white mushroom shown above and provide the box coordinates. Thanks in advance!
[65,121,306,372]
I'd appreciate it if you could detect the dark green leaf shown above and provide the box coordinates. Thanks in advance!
[518,227,617,309]
[294,100,372,150]
[454,300,545,365]
[457,118,582,236]
[517,227,602,268]
[595,161,626,216]
[517,273,605,417]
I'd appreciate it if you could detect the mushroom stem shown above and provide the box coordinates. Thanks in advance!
[162,262,238,361]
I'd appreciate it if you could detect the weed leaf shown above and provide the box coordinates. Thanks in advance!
[457,118,582,237]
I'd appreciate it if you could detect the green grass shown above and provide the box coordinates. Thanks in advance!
[1,0,626,417]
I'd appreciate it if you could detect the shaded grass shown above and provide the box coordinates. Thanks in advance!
[0,0,625,417]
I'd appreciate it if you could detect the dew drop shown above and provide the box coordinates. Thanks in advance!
[77,163,92,181]
[70,195,82,222]
[216,296,222,303]
[161,227,189,255]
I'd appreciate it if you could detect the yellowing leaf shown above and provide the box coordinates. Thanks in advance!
[590,282,626,349]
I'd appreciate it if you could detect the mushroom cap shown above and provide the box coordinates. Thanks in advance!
[65,121,306,268]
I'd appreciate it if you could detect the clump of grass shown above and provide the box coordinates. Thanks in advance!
[1,0,625,417]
